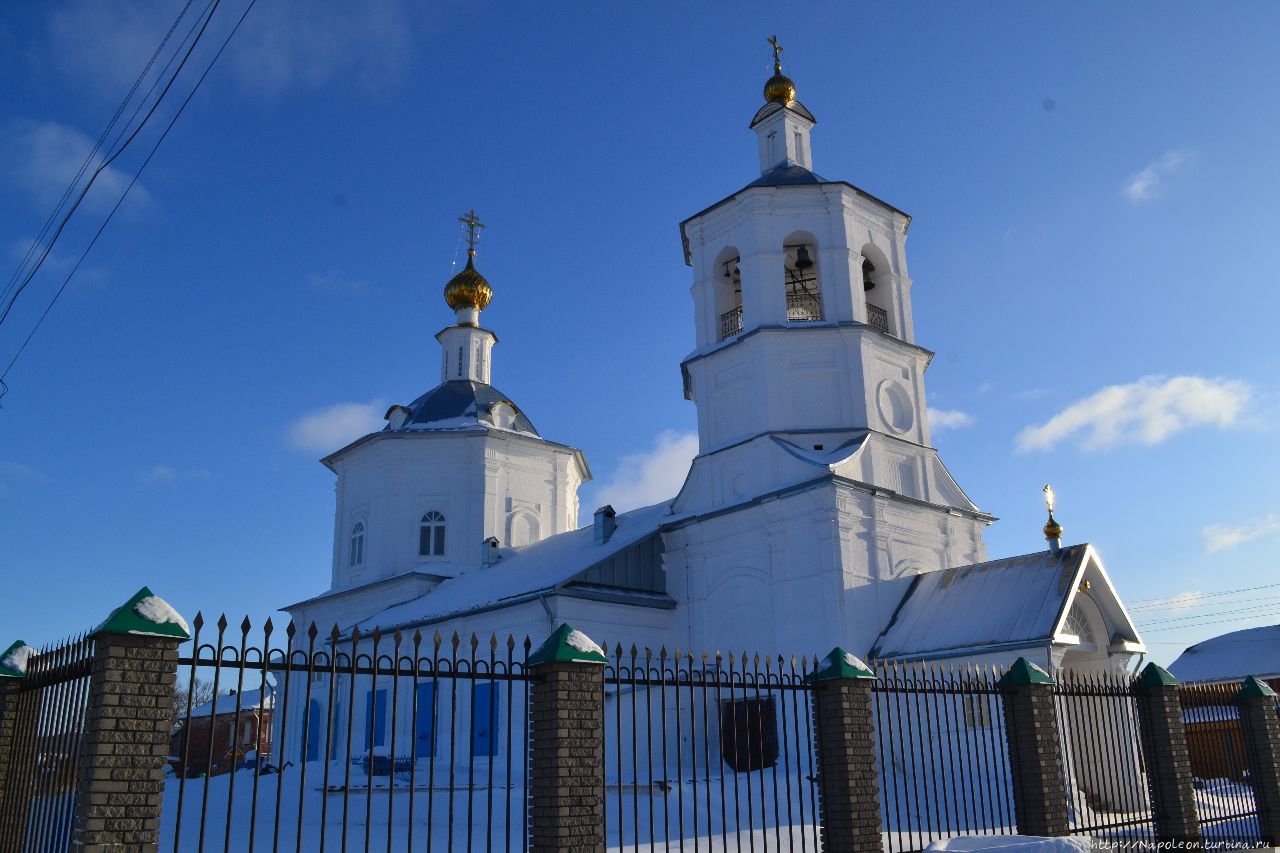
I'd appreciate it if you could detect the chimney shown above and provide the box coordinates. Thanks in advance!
[594,505,617,544]
[481,536,500,567]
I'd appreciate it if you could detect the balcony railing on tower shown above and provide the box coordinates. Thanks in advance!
[866,303,889,332]
[786,292,823,323]
[719,305,743,340]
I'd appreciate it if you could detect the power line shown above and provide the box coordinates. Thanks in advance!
[1136,600,1280,627]
[1139,612,1279,633]
[1127,581,1280,611]
[0,0,219,331]
[1,0,259,386]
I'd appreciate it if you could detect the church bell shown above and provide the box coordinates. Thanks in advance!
[794,245,814,270]
[862,259,876,291]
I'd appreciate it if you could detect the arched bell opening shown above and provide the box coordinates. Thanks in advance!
[714,246,744,340]
[783,232,822,323]
[860,244,894,335]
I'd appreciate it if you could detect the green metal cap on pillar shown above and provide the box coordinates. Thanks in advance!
[0,639,34,679]
[1238,675,1278,699]
[807,647,877,682]
[526,623,607,666]
[1138,662,1180,688]
[999,657,1055,687]
[95,586,191,640]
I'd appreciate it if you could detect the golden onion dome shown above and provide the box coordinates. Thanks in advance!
[1043,512,1063,541]
[764,67,796,104]
[443,251,493,311]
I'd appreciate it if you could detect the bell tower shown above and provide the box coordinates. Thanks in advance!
[673,41,972,518]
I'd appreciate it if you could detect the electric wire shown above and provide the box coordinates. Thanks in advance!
[1138,612,1279,633]
[1135,600,1280,627]
[0,0,197,312]
[1127,581,1280,610]
[1,0,259,385]
[0,0,223,331]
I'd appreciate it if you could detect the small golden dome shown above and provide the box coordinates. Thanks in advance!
[443,251,492,311]
[764,66,796,104]
[1043,512,1063,541]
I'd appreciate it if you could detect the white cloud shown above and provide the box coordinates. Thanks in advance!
[137,465,178,484]
[929,407,974,432]
[0,120,150,212]
[593,430,698,513]
[1203,514,1280,553]
[1139,591,1207,614]
[1122,149,1195,203]
[288,400,385,455]
[45,0,434,100]
[1016,375,1251,453]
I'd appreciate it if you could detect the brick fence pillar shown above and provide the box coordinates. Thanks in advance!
[1237,676,1280,845]
[1135,663,1201,844]
[999,658,1069,837]
[526,623,607,853]
[70,587,189,853]
[808,647,882,853]
[0,642,36,853]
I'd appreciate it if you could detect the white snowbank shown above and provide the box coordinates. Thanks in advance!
[134,595,190,633]
[925,837,1091,852]
[1,644,36,674]
[565,629,603,656]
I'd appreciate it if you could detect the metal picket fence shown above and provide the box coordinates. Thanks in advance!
[1179,680,1262,842]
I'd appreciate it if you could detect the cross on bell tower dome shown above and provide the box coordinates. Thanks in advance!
[437,210,498,383]
[750,36,816,175]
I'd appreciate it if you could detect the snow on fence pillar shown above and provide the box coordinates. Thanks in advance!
[70,587,189,853]
[526,623,607,853]
[998,658,1070,837]
[1134,663,1201,844]
[1237,676,1280,845]
[0,640,37,853]
[807,648,882,853]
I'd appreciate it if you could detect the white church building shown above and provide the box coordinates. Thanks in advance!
[277,55,1145,766]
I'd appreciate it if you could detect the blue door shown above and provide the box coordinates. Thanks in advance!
[305,699,322,761]
[364,689,387,750]
[471,682,498,757]
[415,683,435,756]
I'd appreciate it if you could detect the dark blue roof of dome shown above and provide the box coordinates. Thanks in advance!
[747,163,827,187]
[387,380,539,436]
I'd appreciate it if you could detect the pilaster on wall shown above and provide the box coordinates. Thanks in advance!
[999,658,1069,837]
[526,623,607,853]
[1238,676,1280,845]
[809,647,883,853]
[1135,664,1201,844]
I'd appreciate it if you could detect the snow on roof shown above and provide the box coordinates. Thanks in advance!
[189,688,272,719]
[354,501,671,633]
[1169,624,1280,683]
[872,545,1088,660]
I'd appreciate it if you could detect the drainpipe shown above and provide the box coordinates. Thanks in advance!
[538,594,555,633]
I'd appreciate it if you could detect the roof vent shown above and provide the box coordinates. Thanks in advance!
[594,505,617,545]
[385,405,412,431]
[481,536,500,568]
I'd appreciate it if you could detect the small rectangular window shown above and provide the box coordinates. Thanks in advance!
[719,697,778,771]
[433,526,445,556]
[419,526,432,556]
[963,694,992,728]
[471,682,499,756]
[415,683,435,757]
[365,688,387,750]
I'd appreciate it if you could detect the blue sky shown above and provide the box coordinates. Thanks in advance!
[1,1,1277,666]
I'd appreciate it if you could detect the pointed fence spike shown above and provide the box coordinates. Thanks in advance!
[470,633,479,651]
[659,646,667,661]
[412,629,422,645]
[330,624,340,641]
[216,614,228,632]
[263,618,274,637]
[285,621,296,638]
[393,629,403,645]
[451,631,460,649]
[194,612,205,630]
[240,616,252,634]
[489,634,498,651]
[307,622,319,640]
[371,627,382,643]
[350,626,361,643]
[506,635,515,650]
[523,636,532,653]
[434,631,442,649]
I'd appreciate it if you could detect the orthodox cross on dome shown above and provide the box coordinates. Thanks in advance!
[458,209,485,256]
[768,34,783,72]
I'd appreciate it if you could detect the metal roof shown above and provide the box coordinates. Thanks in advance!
[388,379,539,436]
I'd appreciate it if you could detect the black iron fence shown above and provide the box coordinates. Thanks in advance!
[1179,680,1262,842]
[165,614,531,852]
[873,662,1018,852]
[1052,669,1156,845]
[0,633,94,853]
[602,646,822,851]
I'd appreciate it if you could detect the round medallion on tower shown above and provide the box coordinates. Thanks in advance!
[443,209,492,311]
[763,34,796,104]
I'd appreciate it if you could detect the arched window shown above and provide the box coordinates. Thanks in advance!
[508,511,540,548]
[715,247,743,341]
[784,236,822,322]
[419,511,446,557]
[349,522,365,568]
[860,244,894,335]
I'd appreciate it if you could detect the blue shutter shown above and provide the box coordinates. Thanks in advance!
[365,689,387,750]
[471,682,499,757]
[415,683,435,756]
[305,699,321,761]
